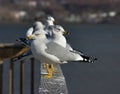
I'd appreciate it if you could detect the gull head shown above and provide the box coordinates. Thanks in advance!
[33,21,44,31]
[46,16,55,26]
[53,25,69,35]
[26,21,46,40]
[47,16,55,22]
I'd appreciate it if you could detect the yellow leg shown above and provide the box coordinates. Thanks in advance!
[50,64,59,73]
[43,64,54,72]
[43,64,54,78]
[50,64,55,72]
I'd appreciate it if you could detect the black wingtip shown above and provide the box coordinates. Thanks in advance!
[81,55,98,63]
[89,57,98,63]
[94,58,98,61]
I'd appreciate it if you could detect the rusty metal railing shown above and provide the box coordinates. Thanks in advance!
[1,58,35,94]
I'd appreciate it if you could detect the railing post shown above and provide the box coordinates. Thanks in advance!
[31,58,34,94]
[0,61,3,94]
[9,61,14,94]
[20,60,24,94]
[39,64,68,94]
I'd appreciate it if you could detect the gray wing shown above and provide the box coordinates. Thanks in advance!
[45,42,81,62]
[66,43,83,55]
[66,43,73,50]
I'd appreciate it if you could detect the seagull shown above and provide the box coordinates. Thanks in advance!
[14,18,97,78]
[26,22,97,78]
[14,21,68,62]
[15,22,68,75]
[44,16,72,50]
[33,17,68,71]
[49,25,96,63]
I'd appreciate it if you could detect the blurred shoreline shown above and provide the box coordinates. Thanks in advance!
[0,0,120,24]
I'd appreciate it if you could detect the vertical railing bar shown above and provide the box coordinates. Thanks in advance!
[0,61,3,94]
[31,58,34,94]
[9,61,14,94]
[20,60,24,94]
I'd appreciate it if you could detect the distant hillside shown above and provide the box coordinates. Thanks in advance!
[0,0,120,23]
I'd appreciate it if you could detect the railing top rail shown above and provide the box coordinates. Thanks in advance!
[0,43,20,47]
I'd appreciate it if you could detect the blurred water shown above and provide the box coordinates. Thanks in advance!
[1,23,120,94]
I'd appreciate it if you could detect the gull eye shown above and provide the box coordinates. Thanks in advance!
[55,28,61,32]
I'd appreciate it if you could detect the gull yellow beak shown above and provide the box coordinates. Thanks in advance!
[26,35,34,40]
[63,31,69,35]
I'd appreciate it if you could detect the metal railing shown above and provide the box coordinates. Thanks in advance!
[0,58,68,94]
[0,58,36,94]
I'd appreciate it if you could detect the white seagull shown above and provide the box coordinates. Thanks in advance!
[26,22,97,78]
[14,19,97,78]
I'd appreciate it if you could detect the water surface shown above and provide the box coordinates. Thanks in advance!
[1,24,120,94]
